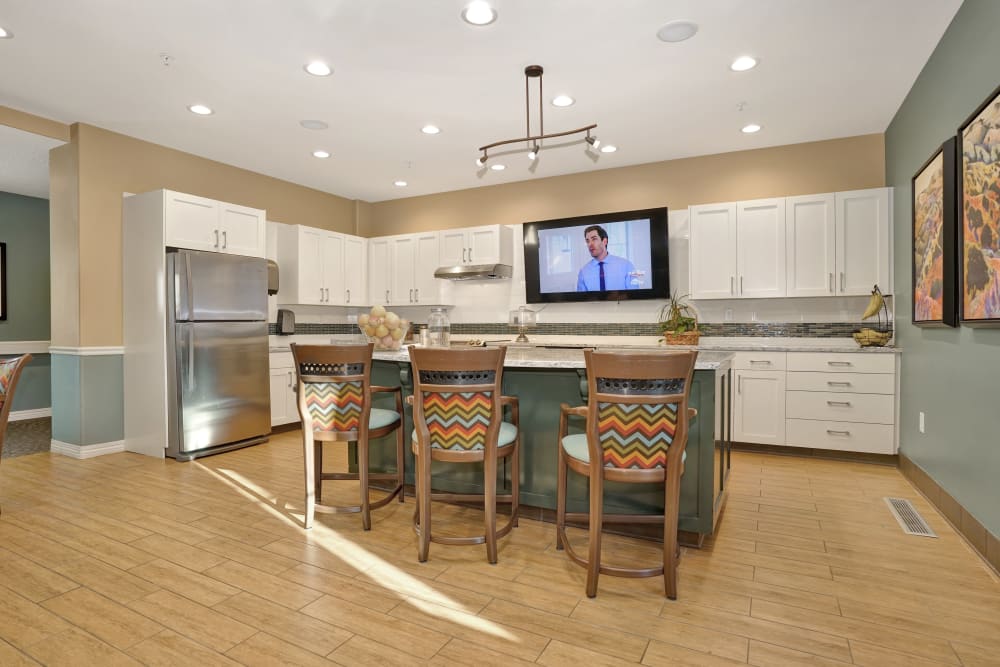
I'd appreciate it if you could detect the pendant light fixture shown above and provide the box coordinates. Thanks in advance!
[477,65,598,168]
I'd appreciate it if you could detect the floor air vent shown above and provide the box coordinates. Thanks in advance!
[884,497,937,538]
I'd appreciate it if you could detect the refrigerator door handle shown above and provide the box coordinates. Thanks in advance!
[187,326,196,389]
[175,252,194,321]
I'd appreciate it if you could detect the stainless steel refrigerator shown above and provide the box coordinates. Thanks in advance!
[165,249,270,461]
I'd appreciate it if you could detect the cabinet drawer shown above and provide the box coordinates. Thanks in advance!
[785,371,894,394]
[786,352,894,373]
[785,419,894,454]
[786,391,893,424]
[731,351,786,371]
[270,351,293,369]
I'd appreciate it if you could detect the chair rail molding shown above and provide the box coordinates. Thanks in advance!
[0,341,51,354]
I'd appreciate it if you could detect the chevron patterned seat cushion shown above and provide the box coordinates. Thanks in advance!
[561,432,685,467]
[414,390,515,450]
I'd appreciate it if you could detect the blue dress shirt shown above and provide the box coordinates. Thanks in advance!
[576,254,638,291]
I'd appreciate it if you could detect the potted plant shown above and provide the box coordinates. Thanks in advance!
[658,292,700,345]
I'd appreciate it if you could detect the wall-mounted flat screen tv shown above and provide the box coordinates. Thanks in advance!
[523,207,669,304]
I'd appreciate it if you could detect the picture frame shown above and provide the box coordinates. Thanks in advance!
[958,83,1000,326]
[911,136,958,327]
[0,242,6,321]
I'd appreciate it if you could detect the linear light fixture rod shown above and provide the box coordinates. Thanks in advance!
[478,123,598,152]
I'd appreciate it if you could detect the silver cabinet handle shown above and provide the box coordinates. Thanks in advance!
[409,288,414,303]
[385,290,390,304]
[346,289,350,303]
[827,361,852,366]
[414,288,419,302]
[222,230,228,249]
[826,400,852,407]
[827,381,851,386]
[287,371,293,388]
[214,229,220,248]
[840,272,845,291]
[730,276,735,295]
[829,272,833,293]
[749,360,771,365]
[826,429,851,436]
[462,248,467,263]
[468,247,472,262]
[320,287,324,302]
[740,275,744,295]
[737,374,742,394]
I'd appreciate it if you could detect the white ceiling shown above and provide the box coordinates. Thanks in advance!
[0,125,62,199]
[0,0,960,203]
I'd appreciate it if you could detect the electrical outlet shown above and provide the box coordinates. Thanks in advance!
[724,308,734,322]
[919,411,925,434]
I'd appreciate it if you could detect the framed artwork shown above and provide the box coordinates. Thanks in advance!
[0,242,5,321]
[912,137,958,327]
[958,83,1000,325]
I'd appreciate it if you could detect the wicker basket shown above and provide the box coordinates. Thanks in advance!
[662,330,701,345]
[852,327,891,347]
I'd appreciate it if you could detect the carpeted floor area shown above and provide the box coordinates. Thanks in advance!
[1,417,51,459]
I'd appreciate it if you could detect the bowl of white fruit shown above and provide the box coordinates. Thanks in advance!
[357,305,410,350]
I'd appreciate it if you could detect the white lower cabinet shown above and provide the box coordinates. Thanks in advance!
[731,350,898,454]
[269,352,299,427]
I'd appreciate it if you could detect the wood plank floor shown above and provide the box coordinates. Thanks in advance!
[1,431,998,666]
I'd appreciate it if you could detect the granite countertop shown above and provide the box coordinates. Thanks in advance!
[369,346,731,370]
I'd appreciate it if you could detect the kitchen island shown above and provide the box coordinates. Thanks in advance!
[362,346,733,545]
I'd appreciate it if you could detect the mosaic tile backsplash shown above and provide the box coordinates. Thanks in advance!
[270,321,867,338]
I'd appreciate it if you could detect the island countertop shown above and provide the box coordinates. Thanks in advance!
[371,346,732,369]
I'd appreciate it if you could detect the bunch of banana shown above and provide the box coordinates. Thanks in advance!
[861,284,885,320]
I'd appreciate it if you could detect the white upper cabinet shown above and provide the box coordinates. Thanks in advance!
[736,198,786,298]
[786,194,836,297]
[370,232,449,306]
[439,224,512,266]
[164,190,266,258]
[692,187,892,300]
[275,224,366,306]
[689,203,737,299]
[836,188,892,295]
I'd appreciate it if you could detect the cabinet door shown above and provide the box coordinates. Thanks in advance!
[468,226,500,264]
[343,235,366,306]
[298,227,324,305]
[439,229,467,265]
[391,236,417,305]
[737,198,786,298]
[689,203,737,299]
[269,367,293,425]
[836,188,891,295]
[321,232,345,304]
[732,370,786,445]
[165,191,219,252]
[368,238,392,306]
[219,203,266,258]
[786,194,836,297]
[413,233,444,304]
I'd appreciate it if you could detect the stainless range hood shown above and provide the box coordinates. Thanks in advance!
[434,263,513,280]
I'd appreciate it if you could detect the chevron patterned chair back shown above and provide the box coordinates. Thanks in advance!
[556,349,698,599]
[290,343,405,531]
[0,353,33,516]
[407,346,520,564]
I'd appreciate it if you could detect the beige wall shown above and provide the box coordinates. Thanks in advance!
[49,139,80,346]
[66,123,358,346]
[367,134,885,236]
[0,105,71,141]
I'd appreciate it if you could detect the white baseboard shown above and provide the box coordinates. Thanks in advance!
[50,439,126,459]
[10,408,52,421]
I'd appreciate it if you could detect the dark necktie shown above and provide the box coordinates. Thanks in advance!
[599,261,606,291]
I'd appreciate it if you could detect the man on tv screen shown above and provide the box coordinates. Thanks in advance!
[576,225,638,291]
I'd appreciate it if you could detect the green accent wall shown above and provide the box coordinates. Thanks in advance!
[885,0,1000,537]
[50,354,123,446]
[0,191,51,411]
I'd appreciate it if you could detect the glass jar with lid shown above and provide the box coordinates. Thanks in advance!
[426,307,451,348]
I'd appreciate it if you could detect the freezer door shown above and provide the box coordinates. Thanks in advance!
[171,249,268,322]
[174,321,270,453]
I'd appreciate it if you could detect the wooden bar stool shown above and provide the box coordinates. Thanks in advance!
[556,349,697,598]
[291,343,404,530]
[0,354,33,516]
[407,346,519,564]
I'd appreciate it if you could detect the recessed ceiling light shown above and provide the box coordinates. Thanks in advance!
[304,61,332,77]
[490,163,506,171]
[394,180,408,187]
[421,125,441,135]
[461,1,497,26]
[730,56,758,72]
[741,124,761,134]
[0,26,13,39]
[656,20,698,43]
[552,95,575,107]
[300,119,329,130]
[187,104,213,116]
[600,145,618,153]
[312,150,331,158]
